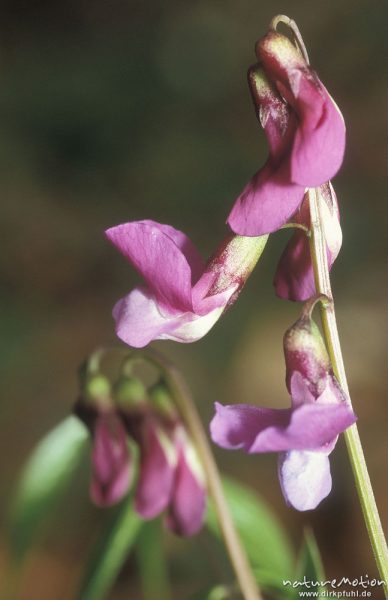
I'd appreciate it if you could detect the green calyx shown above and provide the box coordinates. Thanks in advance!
[113,376,147,410]
[149,382,177,420]
[286,316,329,361]
[83,374,112,409]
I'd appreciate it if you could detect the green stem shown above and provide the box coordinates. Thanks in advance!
[125,348,262,600]
[308,187,388,588]
[136,521,172,600]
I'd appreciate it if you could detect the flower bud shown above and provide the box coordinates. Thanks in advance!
[90,412,133,507]
[284,314,331,396]
[149,381,178,422]
[74,374,113,429]
[84,374,112,407]
[113,376,146,410]
[256,31,306,78]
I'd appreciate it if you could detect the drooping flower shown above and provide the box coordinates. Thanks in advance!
[105,220,267,347]
[122,381,206,536]
[74,374,133,507]
[227,30,345,237]
[210,309,356,510]
[90,412,133,507]
[274,182,342,301]
[76,373,206,536]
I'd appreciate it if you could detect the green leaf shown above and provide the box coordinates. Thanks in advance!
[9,415,88,560]
[77,500,143,600]
[206,477,294,582]
[295,528,326,594]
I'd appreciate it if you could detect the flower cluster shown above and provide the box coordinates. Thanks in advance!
[75,373,206,536]
[100,19,354,514]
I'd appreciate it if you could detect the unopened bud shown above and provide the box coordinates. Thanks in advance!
[84,374,112,409]
[149,382,178,421]
[113,376,146,410]
[284,314,331,396]
[256,31,306,78]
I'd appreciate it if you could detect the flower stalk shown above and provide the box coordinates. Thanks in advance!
[124,348,262,600]
[308,187,388,588]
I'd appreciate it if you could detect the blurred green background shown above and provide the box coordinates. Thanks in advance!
[1,0,388,598]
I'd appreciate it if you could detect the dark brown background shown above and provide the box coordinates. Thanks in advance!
[1,0,387,598]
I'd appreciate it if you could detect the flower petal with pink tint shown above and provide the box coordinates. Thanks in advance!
[166,441,206,537]
[257,32,346,186]
[227,163,305,236]
[274,183,342,301]
[290,80,346,187]
[278,450,332,511]
[113,286,235,348]
[90,413,132,507]
[105,221,197,311]
[134,421,175,519]
[210,400,356,454]
[229,32,345,238]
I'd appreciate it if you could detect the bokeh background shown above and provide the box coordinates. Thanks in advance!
[1,0,388,598]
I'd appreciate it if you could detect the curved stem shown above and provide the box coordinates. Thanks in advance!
[269,14,310,64]
[126,348,262,600]
[280,222,311,235]
[308,188,388,589]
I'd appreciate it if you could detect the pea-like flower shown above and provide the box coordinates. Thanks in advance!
[227,31,345,237]
[105,220,267,347]
[76,376,206,536]
[74,375,133,508]
[90,411,133,507]
[210,310,356,510]
[274,182,342,301]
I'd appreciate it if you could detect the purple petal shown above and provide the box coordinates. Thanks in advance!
[105,220,197,311]
[210,401,356,453]
[289,371,316,408]
[274,183,342,301]
[278,450,332,511]
[316,375,348,406]
[290,80,346,187]
[227,164,305,236]
[90,414,132,507]
[165,443,206,537]
[134,420,175,519]
[274,230,315,301]
[257,33,346,187]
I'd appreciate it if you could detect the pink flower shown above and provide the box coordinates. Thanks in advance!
[227,31,345,237]
[90,412,133,507]
[127,411,206,537]
[274,182,342,301]
[105,220,267,347]
[76,375,206,536]
[134,419,206,536]
[74,376,133,508]
[210,312,356,510]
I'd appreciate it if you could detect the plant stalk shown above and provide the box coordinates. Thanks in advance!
[308,187,388,589]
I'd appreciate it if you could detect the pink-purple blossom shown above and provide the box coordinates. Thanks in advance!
[90,412,133,507]
[210,312,356,510]
[227,31,345,237]
[75,378,206,536]
[105,220,267,347]
[274,182,342,301]
[125,406,206,536]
